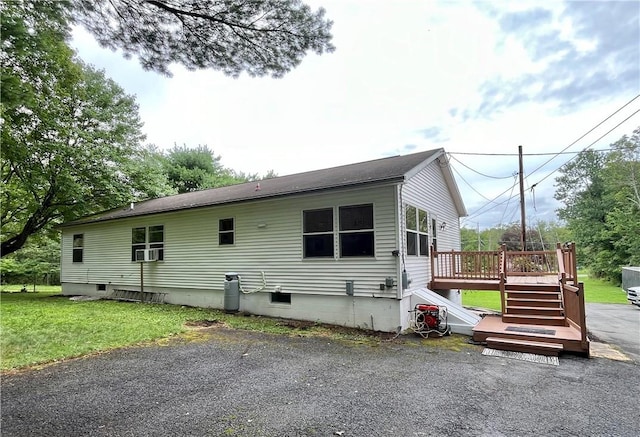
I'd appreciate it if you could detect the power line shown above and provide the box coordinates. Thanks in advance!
[461,94,640,224]
[448,148,616,157]
[498,174,519,227]
[449,162,498,202]
[529,107,640,188]
[526,94,640,179]
[448,153,515,179]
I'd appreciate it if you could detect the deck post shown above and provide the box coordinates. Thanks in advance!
[450,249,455,278]
[499,272,506,315]
[429,245,436,288]
[577,282,588,351]
[570,242,578,284]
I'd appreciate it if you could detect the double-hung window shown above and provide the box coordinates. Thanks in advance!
[419,210,429,256]
[72,234,84,263]
[406,205,429,256]
[219,218,234,245]
[303,208,334,258]
[303,204,375,258]
[339,204,374,257]
[431,218,438,253]
[131,225,164,261]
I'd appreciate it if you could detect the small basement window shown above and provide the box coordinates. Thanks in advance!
[271,293,291,304]
[97,284,106,291]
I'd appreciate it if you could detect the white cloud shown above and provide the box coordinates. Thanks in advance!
[70,0,640,228]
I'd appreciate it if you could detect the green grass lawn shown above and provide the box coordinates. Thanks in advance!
[0,286,380,371]
[462,274,629,311]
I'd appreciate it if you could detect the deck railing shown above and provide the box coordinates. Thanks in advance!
[503,250,559,276]
[430,244,573,280]
[430,247,504,280]
[557,243,588,350]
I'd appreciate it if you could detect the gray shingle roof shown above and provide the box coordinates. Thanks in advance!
[61,148,445,227]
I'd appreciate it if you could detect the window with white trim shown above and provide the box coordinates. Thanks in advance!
[339,204,374,257]
[419,209,429,256]
[131,225,164,261]
[406,205,429,256]
[303,208,334,258]
[406,205,417,255]
[303,204,375,258]
[72,234,83,263]
[219,218,234,245]
[431,218,438,253]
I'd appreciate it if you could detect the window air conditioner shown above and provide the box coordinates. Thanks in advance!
[146,248,159,262]
[135,249,146,262]
[135,248,160,262]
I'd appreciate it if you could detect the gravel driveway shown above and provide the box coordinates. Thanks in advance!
[2,325,638,437]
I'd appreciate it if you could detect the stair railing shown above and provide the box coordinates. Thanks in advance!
[557,243,589,353]
[499,244,507,314]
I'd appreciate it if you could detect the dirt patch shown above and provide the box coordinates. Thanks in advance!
[185,319,223,328]
[275,319,316,330]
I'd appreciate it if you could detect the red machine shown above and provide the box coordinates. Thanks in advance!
[409,304,450,338]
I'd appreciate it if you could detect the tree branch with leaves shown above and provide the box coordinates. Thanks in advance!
[72,0,335,77]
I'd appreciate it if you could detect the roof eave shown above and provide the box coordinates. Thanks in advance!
[58,177,406,229]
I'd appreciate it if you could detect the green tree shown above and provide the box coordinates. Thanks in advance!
[555,127,640,283]
[0,235,60,285]
[164,145,245,193]
[1,1,172,257]
[72,0,335,77]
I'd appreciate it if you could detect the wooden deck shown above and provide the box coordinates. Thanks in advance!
[429,243,589,356]
[429,274,558,291]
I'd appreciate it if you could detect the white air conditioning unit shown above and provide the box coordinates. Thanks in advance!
[146,248,160,262]
[135,248,160,262]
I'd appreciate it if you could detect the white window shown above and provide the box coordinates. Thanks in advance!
[303,208,334,258]
[339,204,374,257]
[406,205,429,256]
[219,218,234,245]
[303,204,375,258]
[72,234,83,263]
[131,225,164,261]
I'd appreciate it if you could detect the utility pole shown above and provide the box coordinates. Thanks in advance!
[518,145,526,251]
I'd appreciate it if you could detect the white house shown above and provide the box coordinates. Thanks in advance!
[59,148,481,334]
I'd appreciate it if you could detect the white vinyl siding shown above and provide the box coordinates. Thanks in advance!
[400,158,462,289]
[61,184,399,298]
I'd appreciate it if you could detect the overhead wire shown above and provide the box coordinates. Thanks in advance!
[529,107,640,188]
[448,153,514,179]
[449,147,616,157]
[526,94,640,179]
[449,161,504,202]
[461,94,640,225]
[497,173,519,227]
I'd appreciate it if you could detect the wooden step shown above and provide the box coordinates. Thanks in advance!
[505,306,563,316]
[506,298,562,307]
[502,314,566,326]
[506,291,561,300]
[504,283,559,292]
[486,336,563,356]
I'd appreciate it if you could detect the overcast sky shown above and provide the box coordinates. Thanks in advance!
[71,0,640,229]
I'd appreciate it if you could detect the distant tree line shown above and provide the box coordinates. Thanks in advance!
[460,222,571,253]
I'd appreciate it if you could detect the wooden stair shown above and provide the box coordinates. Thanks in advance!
[485,336,563,356]
[472,281,585,356]
[502,283,566,326]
